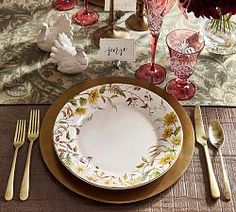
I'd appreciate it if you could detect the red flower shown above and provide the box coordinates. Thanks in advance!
[179,0,236,19]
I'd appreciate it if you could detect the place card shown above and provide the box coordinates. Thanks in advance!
[104,0,136,11]
[99,39,135,61]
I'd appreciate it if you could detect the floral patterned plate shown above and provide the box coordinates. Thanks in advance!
[53,83,183,190]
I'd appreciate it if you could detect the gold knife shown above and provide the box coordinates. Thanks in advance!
[194,105,220,199]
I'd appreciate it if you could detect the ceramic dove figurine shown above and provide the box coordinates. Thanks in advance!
[37,14,74,52]
[50,33,89,74]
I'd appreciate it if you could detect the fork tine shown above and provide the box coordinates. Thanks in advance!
[19,120,24,142]
[14,120,20,142]
[28,110,33,134]
[33,110,37,134]
[18,120,23,142]
[36,110,40,134]
[16,120,22,142]
[21,120,26,142]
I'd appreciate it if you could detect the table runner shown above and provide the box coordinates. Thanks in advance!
[0,0,236,105]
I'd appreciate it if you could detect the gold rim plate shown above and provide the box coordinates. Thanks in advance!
[39,77,195,204]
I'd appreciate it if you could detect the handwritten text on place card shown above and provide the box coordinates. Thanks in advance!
[104,0,136,11]
[99,39,135,61]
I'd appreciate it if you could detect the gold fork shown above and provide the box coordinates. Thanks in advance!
[20,110,40,201]
[5,120,26,201]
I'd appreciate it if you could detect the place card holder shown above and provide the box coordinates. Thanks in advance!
[125,0,148,31]
[92,0,130,47]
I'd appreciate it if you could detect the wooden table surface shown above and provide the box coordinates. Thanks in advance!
[0,105,235,212]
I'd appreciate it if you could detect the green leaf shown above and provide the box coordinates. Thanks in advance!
[101,95,106,103]
[75,107,87,115]
[110,94,118,98]
[149,147,158,153]
[70,98,77,106]
[66,131,70,140]
[136,163,145,168]
[174,126,181,136]
[133,86,141,91]
[150,152,161,159]
[79,97,87,106]
[117,89,126,98]
[153,169,160,178]
[99,85,106,93]
[67,107,74,117]
[76,127,80,135]
[63,153,73,166]
[142,157,148,163]
[123,173,128,180]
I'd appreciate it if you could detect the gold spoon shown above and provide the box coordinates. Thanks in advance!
[209,121,232,200]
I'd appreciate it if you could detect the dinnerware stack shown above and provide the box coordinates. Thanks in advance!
[40,77,195,203]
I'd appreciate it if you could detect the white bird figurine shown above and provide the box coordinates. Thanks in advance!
[37,14,74,52]
[50,33,89,74]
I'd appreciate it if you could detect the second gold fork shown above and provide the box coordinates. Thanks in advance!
[20,109,40,201]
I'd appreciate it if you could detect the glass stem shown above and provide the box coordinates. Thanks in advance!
[176,78,188,87]
[150,33,158,72]
[108,0,114,30]
[84,0,88,11]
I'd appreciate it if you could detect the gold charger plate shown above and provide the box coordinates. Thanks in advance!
[39,77,195,204]
[89,0,104,6]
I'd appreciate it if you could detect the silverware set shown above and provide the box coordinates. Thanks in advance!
[4,109,40,201]
[194,105,231,200]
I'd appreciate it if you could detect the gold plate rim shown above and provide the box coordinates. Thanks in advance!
[39,77,195,204]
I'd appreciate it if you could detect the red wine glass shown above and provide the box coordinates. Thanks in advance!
[165,29,205,100]
[52,0,77,11]
[72,0,99,26]
[135,0,167,84]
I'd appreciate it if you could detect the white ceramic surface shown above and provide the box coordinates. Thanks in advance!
[53,83,183,189]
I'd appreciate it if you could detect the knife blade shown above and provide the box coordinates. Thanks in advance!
[194,104,207,145]
[194,104,220,199]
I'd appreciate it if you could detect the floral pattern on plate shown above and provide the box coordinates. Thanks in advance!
[53,83,183,189]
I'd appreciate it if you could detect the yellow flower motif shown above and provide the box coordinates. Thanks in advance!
[86,174,98,182]
[159,154,175,165]
[103,179,113,186]
[163,112,177,127]
[162,128,173,139]
[75,107,87,115]
[171,135,182,145]
[88,89,100,104]
[72,165,86,174]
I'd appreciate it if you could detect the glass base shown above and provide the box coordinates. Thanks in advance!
[135,63,166,84]
[165,79,196,101]
[72,9,99,26]
[52,0,77,11]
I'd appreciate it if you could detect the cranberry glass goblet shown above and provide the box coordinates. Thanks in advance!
[135,0,167,84]
[72,0,99,26]
[52,0,77,11]
[165,29,205,100]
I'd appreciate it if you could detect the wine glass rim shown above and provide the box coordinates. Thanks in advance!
[166,28,205,55]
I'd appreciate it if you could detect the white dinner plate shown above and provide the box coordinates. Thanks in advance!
[53,83,183,190]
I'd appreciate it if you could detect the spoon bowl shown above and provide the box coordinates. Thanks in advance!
[208,120,232,200]
[209,120,224,149]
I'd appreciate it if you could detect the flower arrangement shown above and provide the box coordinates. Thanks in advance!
[179,0,236,32]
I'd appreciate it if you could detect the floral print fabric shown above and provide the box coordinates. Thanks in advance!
[0,1,235,105]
